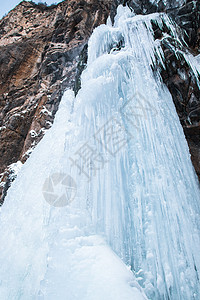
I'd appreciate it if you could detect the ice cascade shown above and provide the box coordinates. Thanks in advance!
[0,5,200,300]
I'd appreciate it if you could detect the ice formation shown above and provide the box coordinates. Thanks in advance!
[0,5,200,300]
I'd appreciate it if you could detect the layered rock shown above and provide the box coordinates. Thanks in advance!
[0,0,113,203]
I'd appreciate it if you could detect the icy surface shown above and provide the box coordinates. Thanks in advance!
[183,52,200,88]
[149,0,186,9]
[0,91,146,300]
[0,5,200,300]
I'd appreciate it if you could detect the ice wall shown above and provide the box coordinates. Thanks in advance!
[0,5,200,300]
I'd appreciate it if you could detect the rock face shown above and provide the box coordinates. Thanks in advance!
[0,0,113,202]
[0,0,199,203]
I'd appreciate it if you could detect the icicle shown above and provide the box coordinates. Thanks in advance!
[0,5,199,300]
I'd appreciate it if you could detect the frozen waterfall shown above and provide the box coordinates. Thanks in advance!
[0,5,200,300]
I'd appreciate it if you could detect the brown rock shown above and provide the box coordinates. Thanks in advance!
[0,0,113,203]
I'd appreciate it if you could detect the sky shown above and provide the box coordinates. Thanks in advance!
[0,0,62,20]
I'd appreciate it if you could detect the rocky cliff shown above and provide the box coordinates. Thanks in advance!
[0,0,199,203]
[0,0,114,202]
